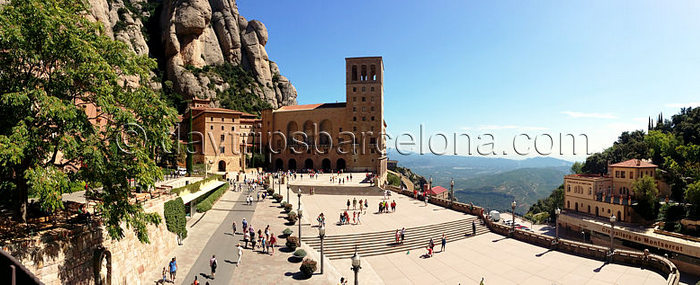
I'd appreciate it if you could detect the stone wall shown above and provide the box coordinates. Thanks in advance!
[3,196,178,285]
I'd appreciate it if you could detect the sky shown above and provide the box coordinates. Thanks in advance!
[238,0,700,161]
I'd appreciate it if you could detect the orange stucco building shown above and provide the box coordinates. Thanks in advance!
[260,57,387,179]
[181,98,261,173]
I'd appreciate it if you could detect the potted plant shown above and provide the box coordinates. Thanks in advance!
[283,203,293,213]
[287,211,298,223]
[286,236,300,250]
[275,194,284,203]
[282,228,293,237]
[293,248,307,261]
[299,258,317,278]
[267,188,275,195]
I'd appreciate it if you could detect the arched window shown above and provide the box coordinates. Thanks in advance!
[370,65,376,81]
[352,65,358,81]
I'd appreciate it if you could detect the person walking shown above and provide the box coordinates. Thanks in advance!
[472,220,476,236]
[209,255,217,279]
[357,211,362,224]
[243,230,250,248]
[159,267,167,284]
[353,197,357,210]
[236,243,243,266]
[168,257,177,282]
[429,238,435,253]
[352,211,356,224]
[347,199,351,210]
[395,229,400,244]
[441,233,447,252]
[400,227,406,244]
[242,218,248,233]
[232,221,237,235]
[269,234,276,255]
[364,199,368,213]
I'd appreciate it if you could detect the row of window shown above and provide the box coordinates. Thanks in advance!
[353,116,376,121]
[210,117,235,123]
[351,64,378,81]
[352,86,376,93]
[614,170,653,180]
[211,125,236,131]
[352,106,376,112]
[352,96,376,102]
[567,200,622,220]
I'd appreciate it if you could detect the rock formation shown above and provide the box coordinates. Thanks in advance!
[159,0,296,108]
[86,0,297,109]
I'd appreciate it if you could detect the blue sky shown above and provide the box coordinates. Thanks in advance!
[238,0,700,161]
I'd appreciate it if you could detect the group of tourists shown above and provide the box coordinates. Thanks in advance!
[378,200,396,213]
[394,227,406,244]
[347,197,367,212]
[330,173,352,184]
[425,233,448,258]
[339,210,361,225]
[240,219,277,255]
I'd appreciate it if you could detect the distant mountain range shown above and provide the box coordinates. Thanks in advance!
[388,149,573,214]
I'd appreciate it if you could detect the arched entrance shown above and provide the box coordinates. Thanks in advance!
[575,202,578,212]
[595,206,599,217]
[304,158,314,170]
[322,158,331,171]
[288,159,297,170]
[93,248,111,285]
[218,160,226,172]
[275,158,283,171]
[336,158,346,170]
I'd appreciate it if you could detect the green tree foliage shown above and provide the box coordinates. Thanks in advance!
[0,0,176,242]
[685,181,700,217]
[632,176,659,221]
[570,162,583,174]
[163,197,188,239]
[387,172,401,187]
[526,184,564,219]
[189,63,272,116]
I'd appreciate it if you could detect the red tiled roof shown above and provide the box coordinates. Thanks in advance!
[190,106,242,114]
[428,186,448,195]
[276,103,324,111]
[609,159,656,168]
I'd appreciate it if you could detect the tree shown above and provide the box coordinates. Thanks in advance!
[0,0,176,242]
[570,162,583,174]
[685,181,700,217]
[632,176,659,220]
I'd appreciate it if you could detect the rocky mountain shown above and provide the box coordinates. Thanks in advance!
[86,0,297,110]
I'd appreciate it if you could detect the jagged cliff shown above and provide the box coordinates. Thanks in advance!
[86,0,297,109]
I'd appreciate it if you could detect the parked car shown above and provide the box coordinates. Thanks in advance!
[489,210,501,222]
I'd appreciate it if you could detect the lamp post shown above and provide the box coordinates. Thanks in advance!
[554,208,561,241]
[351,249,361,285]
[278,172,281,196]
[286,184,290,204]
[450,178,455,206]
[298,189,303,239]
[318,225,325,274]
[609,214,616,254]
[511,200,517,234]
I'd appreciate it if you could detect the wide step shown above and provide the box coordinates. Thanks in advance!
[301,217,490,260]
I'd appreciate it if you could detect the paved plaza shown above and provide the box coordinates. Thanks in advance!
[141,173,673,285]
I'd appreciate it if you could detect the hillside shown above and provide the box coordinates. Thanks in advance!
[453,167,566,214]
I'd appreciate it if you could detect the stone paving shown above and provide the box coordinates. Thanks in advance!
[143,173,674,285]
[329,232,667,285]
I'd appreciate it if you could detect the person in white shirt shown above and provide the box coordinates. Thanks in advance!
[236,244,243,267]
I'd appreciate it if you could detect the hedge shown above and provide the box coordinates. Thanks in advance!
[164,197,188,239]
[171,174,223,195]
[195,183,227,212]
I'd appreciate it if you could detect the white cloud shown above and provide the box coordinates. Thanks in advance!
[561,111,617,119]
[665,102,700,108]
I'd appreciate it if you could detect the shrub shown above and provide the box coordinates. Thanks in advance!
[286,236,300,250]
[267,188,275,195]
[287,211,298,223]
[164,197,188,239]
[294,248,307,258]
[299,259,317,278]
[196,183,227,213]
[283,203,293,213]
[275,195,284,203]
[282,228,293,237]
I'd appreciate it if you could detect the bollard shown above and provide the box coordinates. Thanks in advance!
[10,264,16,285]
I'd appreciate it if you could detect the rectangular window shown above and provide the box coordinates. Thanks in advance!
[371,97,375,102]
[353,107,356,112]
[362,106,366,112]
[353,97,357,102]
[615,171,619,178]
[220,134,225,141]
[220,146,225,153]
[621,171,625,178]
[371,116,375,121]
[629,171,633,179]
[362,97,366,102]
[362,117,366,121]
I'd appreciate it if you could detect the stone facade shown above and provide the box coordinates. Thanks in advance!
[261,57,387,179]
[181,98,262,173]
[5,197,177,285]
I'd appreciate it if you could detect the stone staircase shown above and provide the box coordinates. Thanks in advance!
[301,217,490,260]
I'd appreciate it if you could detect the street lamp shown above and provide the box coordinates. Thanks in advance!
[278,172,282,196]
[318,225,326,274]
[609,214,616,254]
[298,188,303,239]
[511,200,517,234]
[554,208,561,241]
[450,178,455,206]
[286,184,290,204]
[351,249,361,285]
